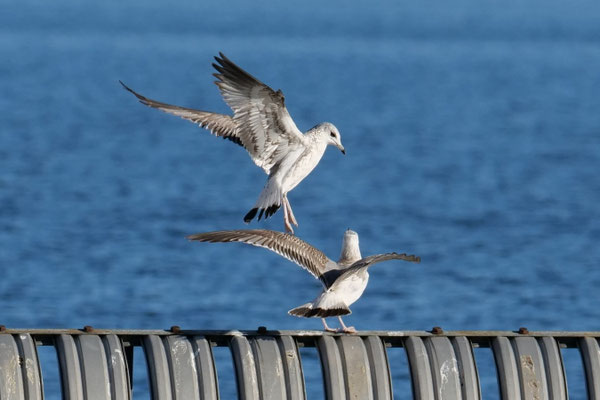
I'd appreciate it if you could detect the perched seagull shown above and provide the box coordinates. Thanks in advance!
[188,229,420,333]
[121,53,345,234]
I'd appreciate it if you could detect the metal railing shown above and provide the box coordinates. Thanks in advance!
[0,327,599,399]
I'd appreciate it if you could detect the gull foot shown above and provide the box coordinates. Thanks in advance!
[340,326,356,333]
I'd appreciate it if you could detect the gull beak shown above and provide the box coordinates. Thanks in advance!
[338,144,346,155]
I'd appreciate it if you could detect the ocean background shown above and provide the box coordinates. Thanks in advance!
[1,0,599,398]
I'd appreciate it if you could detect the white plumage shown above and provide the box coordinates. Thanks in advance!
[188,229,420,332]
[121,53,345,233]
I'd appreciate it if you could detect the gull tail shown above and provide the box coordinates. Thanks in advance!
[244,178,282,223]
[288,303,351,318]
[244,204,281,223]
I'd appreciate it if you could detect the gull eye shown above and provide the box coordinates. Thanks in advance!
[330,132,336,138]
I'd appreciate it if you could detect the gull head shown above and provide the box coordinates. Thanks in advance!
[338,229,362,264]
[317,122,345,155]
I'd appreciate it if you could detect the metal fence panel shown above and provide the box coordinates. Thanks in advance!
[277,336,305,400]
[317,335,346,400]
[102,334,131,400]
[230,335,260,400]
[579,337,600,399]
[537,337,566,400]
[363,336,393,400]
[451,337,480,400]
[405,336,435,400]
[491,337,521,400]
[0,335,26,400]
[143,335,172,400]
[191,336,219,400]
[55,334,84,400]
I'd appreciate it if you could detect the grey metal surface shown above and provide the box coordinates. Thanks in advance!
[277,335,305,400]
[451,337,481,400]
[15,334,43,400]
[579,337,600,400]
[102,334,131,400]
[491,337,521,400]
[404,336,435,400]
[0,334,26,400]
[143,334,173,399]
[77,335,111,399]
[230,335,260,400]
[512,337,549,400]
[425,336,462,400]
[336,336,373,400]
[164,335,200,400]
[55,334,85,400]
[317,335,346,400]
[537,337,567,400]
[1,329,600,399]
[190,336,219,400]
[363,336,393,400]
[251,336,287,399]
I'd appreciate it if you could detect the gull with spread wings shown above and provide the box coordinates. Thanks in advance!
[121,53,345,233]
[188,229,420,333]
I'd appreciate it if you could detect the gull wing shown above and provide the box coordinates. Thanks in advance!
[187,229,333,283]
[120,81,241,146]
[332,252,421,288]
[213,53,307,174]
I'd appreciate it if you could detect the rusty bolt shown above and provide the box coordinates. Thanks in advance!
[518,327,529,334]
[0,325,6,332]
[257,326,267,334]
[431,326,443,334]
[170,326,181,334]
[83,325,94,333]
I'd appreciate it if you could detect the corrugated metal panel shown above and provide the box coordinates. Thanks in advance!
[164,335,200,400]
[491,337,521,400]
[143,334,172,400]
[15,333,43,400]
[451,337,481,400]
[425,336,462,400]
[512,337,549,400]
[405,336,435,400]
[579,337,600,399]
[55,334,84,400]
[77,335,111,400]
[316,335,346,400]
[190,336,219,400]
[2,329,600,399]
[230,335,259,400]
[0,334,26,400]
[250,336,287,400]
[337,336,373,400]
[363,336,392,400]
[102,334,131,400]
[277,335,305,400]
[537,337,567,400]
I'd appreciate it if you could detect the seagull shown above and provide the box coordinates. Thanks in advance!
[121,53,346,234]
[187,229,420,333]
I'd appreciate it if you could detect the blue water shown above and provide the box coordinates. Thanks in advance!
[2,1,600,398]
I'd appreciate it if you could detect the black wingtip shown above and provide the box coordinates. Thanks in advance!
[119,80,132,92]
[244,208,258,223]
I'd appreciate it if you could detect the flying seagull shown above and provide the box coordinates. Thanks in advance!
[187,229,420,333]
[121,53,345,234]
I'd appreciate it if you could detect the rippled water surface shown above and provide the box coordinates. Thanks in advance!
[2,1,599,398]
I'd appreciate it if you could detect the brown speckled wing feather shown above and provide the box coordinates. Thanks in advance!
[187,229,332,281]
[120,81,241,146]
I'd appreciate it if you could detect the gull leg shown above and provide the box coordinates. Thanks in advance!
[282,199,294,234]
[338,316,356,333]
[283,195,298,227]
[322,318,337,332]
